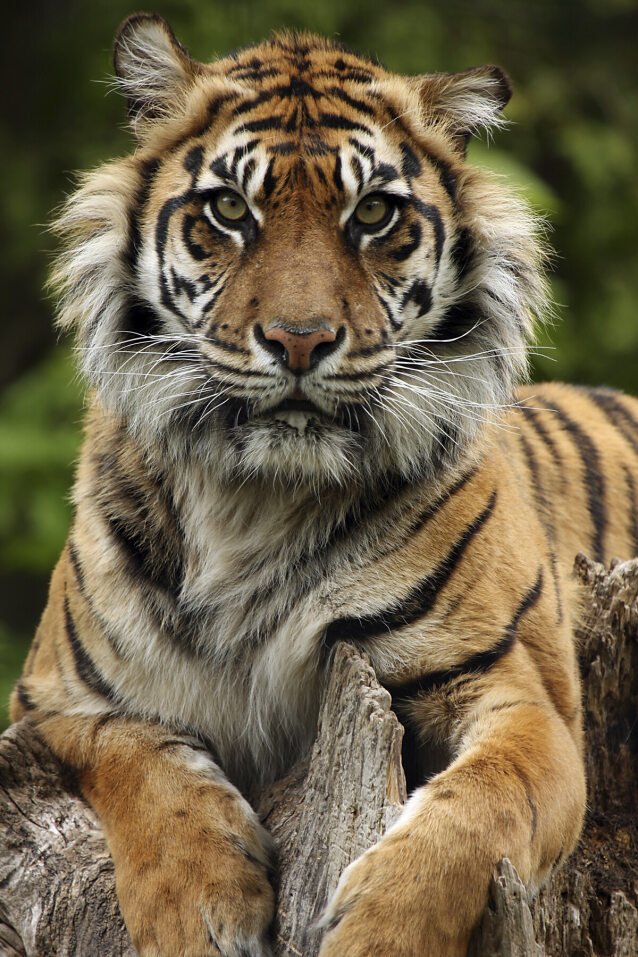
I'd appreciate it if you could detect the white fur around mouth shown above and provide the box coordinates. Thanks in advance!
[270,410,313,432]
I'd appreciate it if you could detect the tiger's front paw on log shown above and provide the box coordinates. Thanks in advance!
[83,741,275,957]
[317,827,478,957]
[113,800,274,957]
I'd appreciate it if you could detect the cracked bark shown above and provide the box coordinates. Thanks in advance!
[0,555,636,957]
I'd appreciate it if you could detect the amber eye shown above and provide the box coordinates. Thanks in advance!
[211,190,249,224]
[353,193,393,229]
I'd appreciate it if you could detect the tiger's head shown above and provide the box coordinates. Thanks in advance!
[54,14,547,490]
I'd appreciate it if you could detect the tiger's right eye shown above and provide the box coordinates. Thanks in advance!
[211,190,249,224]
[353,194,393,229]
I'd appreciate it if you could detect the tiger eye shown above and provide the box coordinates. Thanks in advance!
[213,190,248,223]
[353,194,392,228]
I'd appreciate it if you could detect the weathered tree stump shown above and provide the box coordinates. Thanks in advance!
[0,555,636,956]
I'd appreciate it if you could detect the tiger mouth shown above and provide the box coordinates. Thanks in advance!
[262,398,337,432]
[221,397,364,434]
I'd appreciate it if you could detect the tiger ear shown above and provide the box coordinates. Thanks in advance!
[113,13,200,132]
[415,66,512,151]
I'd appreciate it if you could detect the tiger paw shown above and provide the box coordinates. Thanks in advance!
[108,774,275,957]
[318,827,473,957]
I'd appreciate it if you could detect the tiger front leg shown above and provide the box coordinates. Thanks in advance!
[318,646,586,957]
[36,713,275,957]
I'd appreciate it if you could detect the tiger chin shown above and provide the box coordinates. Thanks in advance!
[11,13,638,957]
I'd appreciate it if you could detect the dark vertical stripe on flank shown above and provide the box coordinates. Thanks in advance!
[518,405,565,483]
[388,568,544,700]
[63,596,118,702]
[541,400,607,563]
[406,465,479,538]
[325,489,497,645]
[585,388,638,458]
[517,431,562,622]
[622,465,638,557]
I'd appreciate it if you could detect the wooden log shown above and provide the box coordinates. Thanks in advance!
[257,642,407,957]
[0,556,636,956]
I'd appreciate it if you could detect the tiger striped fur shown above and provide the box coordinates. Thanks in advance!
[11,14,638,957]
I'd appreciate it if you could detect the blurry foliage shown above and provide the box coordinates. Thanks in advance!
[0,350,82,572]
[0,0,637,722]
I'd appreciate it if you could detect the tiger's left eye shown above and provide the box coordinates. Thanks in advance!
[353,194,393,228]
[212,190,249,223]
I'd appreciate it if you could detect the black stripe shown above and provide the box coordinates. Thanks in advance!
[64,596,118,702]
[119,157,162,337]
[326,86,375,115]
[204,331,250,355]
[206,359,271,379]
[426,152,458,204]
[450,227,475,281]
[125,300,161,336]
[183,145,204,182]
[268,141,296,155]
[68,539,86,597]
[348,342,388,358]
[182,214,215,262]
[349,137,375,162]
[517,432,563,623]
[15,680,36,712]
[187,91,242,141]
[314,163,328,187]
[413,200,446,264]
[404,465,479,539]
[231,67,280,82]
[389,569,544,700]
[317,112,371,133]
[171,267,197,304]
[518,404,565,477]
[375,163,401,185]
[622,465,638,557]
[541,399,607,563]
[401,279,432,318]
[585,388,638,458]
[237,116,283,133]
[376,291,401,330]
[124,157,160,274]
[325,489,496,645]
[433,300,480,342]
[390,221,422,262]
[400,142,421,179]
[94,448,184,594]
[156,191,198,322]
[316,67,375,84]
[241,158,257,191]
[350,154,364,189]
[68,537,126,660]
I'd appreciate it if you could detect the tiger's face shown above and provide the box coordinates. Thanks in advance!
[55,16,546,489]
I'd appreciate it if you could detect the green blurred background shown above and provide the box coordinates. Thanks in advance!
[1,0,637,727]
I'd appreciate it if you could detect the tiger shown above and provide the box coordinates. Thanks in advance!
[10,11,638,957]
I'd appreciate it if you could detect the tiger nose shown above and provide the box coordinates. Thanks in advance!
[257,324,340,372]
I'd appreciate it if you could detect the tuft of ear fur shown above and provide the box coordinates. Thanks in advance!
[113,13,200,133]
[415,66,512,149]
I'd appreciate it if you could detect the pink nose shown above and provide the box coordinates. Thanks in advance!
[261,325,339,372]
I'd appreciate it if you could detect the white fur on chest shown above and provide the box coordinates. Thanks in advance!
[126,471,338,792]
